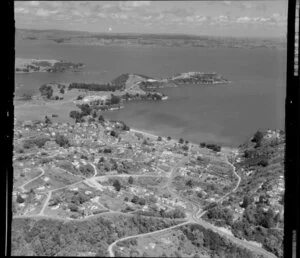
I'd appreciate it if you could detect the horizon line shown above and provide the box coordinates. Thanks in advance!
[16,27,286,40]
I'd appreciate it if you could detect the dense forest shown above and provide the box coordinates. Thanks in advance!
[203,130,284,257]
[11,214,182,256]
[68,82,124,92]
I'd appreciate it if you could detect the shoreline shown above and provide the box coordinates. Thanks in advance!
[129,127,238,151]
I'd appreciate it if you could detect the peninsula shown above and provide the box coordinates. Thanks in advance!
[14,71,230,121]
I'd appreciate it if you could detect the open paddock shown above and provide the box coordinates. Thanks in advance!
[13,167,43,189]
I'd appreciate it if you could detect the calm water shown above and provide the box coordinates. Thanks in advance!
[15,40,286,146]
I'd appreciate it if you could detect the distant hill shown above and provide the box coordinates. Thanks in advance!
[16,28,286,49]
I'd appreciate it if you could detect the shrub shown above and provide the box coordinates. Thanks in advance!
[16,194,25,203]
[128,176,134,184]
[258,159,269,167]
[186,179,195,188]
[110,94,121,105]
[69,110,82,120]
[138,198,146,206]
[79,164,94,177]
[23,137,50,149]
[55,135,70,148]
[157,136,162,141]
[244,149,256,159]
[206,144,221,152]
[131,195,139,204]
[78,104,91,116]
[200,142,206,148]
[71,192,90,205]
[110,131,118,137]
[23,140,35,149]
[179,138,184,144]
[197,156,203,161]
[113,179,121,191]
[45,116,52,125]
[39,84,53,99]
[182,145,189,151]
[88,117,95,123]
[252,131,264,143]
[68,203,79,212]
[240,196,253,208]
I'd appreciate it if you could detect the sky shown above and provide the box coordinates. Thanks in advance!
[14,1,288,38]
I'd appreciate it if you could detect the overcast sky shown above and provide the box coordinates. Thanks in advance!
[15,1,287,38]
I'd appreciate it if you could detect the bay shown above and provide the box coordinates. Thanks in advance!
[15,41,286,146]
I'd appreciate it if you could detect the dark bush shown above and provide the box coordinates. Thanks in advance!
[68,203,79,212]
[55,134,70,148]
[128,176,134,184]
[258,159,269,167]
[252,131,264,143]
[110,131,118,137]
[79,164,94,177]
[69,110,82,120]
[16,194,25,203]
[113,179,121,191]
[39,84,53,99]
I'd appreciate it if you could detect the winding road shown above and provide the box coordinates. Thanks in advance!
[14,151,275,258]
[107,152,276,258]
[107,221,190,257]
[18,167,45,192]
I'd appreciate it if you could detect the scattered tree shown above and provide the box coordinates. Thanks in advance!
[113,179,121,192]
[98,115,105,123]
[45,116,52,125]
[69,110,82,120]
[39,84,53,99]
[55,134,70,148]
[16,194,25,203]
[200,142,206,148]
[128,176,134,184]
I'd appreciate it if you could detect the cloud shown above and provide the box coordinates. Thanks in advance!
[119,1,151,11]
[15,7,29,14]
[111,13,128,20]
[184,15,207,24]
[154,13,164,21]
[238,2,253,11]
[235,16,283,25]
[98,13,108,18]
[36,8,59,17]
[142,15,153,21]
[163,8,195,17]
[236,16,251,23]
[28,1,40,7]
[214,15,229,23]
[72,10,84,18]
[223,1,232,6]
